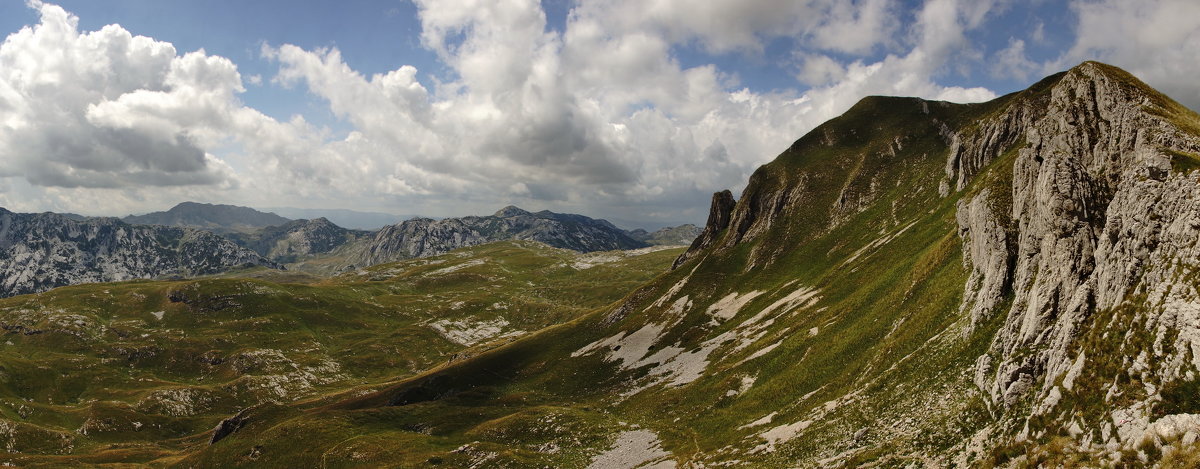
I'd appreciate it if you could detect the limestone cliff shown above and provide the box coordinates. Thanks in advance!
[955,62,1200,456]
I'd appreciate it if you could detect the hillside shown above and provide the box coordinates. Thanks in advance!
[0,209,276,297]
[123,202,292,233]
[0,241,683,466]
[154,62,1200,467]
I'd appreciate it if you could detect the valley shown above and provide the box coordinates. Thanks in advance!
[0,242,683,466]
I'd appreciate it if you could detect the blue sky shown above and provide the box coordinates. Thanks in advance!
[0,0,1197,228]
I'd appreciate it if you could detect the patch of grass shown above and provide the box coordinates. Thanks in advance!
[1166,148,1200,174]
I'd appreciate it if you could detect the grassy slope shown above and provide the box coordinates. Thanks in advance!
[0,241,682,466]
[169,90,1047,468]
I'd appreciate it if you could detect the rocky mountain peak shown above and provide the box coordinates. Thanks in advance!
[954,60,1200,419]
[123,202,292,233]
[306,217,335,227]
[493,205,531,218]
[222,216,366,265]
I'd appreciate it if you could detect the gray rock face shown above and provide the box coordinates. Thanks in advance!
[350,207,648,267]
[0,209,277,297]
[949,62,1200,438]
[955,189,1014,331]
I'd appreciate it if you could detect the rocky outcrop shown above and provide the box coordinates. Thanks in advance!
[0,209,277,297]
[941,73,1062,194]
[948,63,1200,451]
[673,190,735,269]
[209,408,251,444]
[350,206,648,267]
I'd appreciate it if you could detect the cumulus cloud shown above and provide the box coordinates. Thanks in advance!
[257,0,1000,221]
[0,1,235,188]
[0,0,1015,223]
[990,38,1037,81]
[797,53,848,86]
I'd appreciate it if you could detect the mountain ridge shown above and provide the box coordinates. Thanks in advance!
[123,202,292,233]
[224,217,370,264]
[347,205,651,267]
[260,207,404,230]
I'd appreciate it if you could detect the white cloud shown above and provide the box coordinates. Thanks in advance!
[565,0,900,55]
[261,0,999,220]
[1030,20,1045,43]
[808,0,899,54]
[797,53,847,86]
[990,38,1037,80]
[0,1,235,189]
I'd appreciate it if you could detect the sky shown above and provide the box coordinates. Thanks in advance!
[0,0,1198,228]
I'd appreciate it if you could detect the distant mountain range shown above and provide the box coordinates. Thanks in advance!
[628,224,701,246]
[0,202,700,296]
[124,203,696,269]
[123,202,290,233]
[346,206,651,268]
[0,208,275,297]
[260,207,406,231]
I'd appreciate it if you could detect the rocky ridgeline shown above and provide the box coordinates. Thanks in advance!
[349,206,649,267]
[0,209,276,297]
[673,190,735,268]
